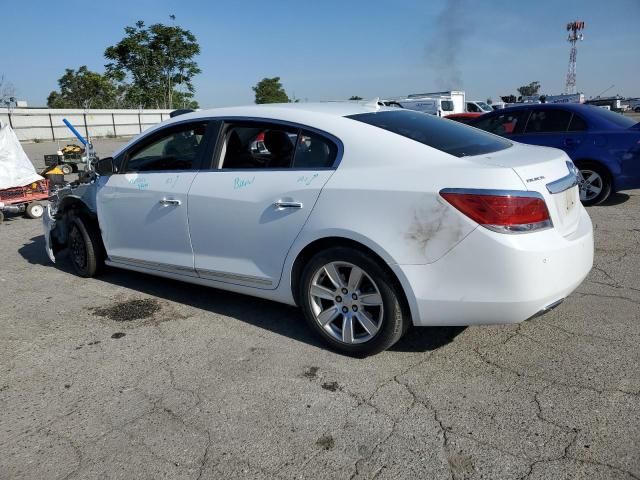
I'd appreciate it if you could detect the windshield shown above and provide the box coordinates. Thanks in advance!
[593,107,637,128]
[347,110,512,158]
[477,102,492,111]
[441,100,454,111]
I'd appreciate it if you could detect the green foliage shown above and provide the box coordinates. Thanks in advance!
[349,95,363,101]
[104,20,201,109]
[500,95,517,103]
[47,66,119,108]
[517,81,541,97]
[252,77,290,104]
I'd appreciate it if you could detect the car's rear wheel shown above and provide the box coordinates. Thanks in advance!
[576,162,612,206]
[68,217,104,277]
[299,247,407,356]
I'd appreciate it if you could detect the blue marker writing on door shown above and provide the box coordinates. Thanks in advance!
[234,176,255,190]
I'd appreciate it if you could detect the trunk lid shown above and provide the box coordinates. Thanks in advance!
[468,143,581,237]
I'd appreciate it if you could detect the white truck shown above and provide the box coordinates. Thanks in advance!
[545,93,585,104]
[381,90,466,116]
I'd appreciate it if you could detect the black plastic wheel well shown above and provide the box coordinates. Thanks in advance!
[572,158,613,178]
[54,199,101,248]
[289,237,411,315]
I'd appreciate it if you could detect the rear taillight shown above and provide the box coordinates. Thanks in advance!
[440,189,552,233]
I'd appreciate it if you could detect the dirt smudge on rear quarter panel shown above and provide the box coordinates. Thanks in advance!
[405,195,473,263]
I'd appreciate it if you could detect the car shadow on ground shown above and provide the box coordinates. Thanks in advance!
[599,192,630,206]
[19,234,464,354]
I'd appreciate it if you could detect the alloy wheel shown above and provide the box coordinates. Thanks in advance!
[308,261,384,344]
[578,169,603,202]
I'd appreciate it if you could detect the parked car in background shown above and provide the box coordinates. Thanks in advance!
[466,101,493,113]
[468,104,640,205]
[44,103,592,355]
[444,112,483,124]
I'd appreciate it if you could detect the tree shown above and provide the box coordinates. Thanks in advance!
[47,66,119,108]
[349,95,363,101]
[517,81,541,97]
[104,20,201,109]
[500,95,517,103]
[252,77,290,104]
[0,74,16,106]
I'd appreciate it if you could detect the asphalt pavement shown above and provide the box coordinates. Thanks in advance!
[0,140,638,479]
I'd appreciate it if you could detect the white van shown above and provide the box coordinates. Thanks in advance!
[383,97,455,117]
[466,101,493,113]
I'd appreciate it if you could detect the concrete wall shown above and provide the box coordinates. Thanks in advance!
[0,108,174,141]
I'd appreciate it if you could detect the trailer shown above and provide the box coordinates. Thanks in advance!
[0,180,49,223]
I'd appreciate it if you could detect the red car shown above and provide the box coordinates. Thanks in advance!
[444,113,483,124]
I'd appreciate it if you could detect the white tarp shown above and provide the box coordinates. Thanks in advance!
[0,120,43,190]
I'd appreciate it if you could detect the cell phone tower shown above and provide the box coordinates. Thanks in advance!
[565,20,585,94]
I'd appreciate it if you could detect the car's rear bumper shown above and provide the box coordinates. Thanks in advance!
[394,206,594,326]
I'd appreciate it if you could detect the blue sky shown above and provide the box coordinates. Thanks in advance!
[4,0,639,107]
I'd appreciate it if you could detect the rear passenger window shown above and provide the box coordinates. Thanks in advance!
[218,122,338,169]
[568,114,587,131]
[524,109,572,133]
[293,131,337,168]
[473,110,529,136]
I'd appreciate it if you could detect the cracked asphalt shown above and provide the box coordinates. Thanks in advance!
[0,140,639,479]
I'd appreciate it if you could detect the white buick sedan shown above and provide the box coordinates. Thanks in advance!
[44,103,594,355]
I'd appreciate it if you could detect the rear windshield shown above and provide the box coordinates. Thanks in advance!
[347,110,511,157]
[592,108,637,128]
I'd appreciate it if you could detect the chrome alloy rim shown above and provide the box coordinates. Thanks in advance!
[309,261,384,344]
[578,169,603,201]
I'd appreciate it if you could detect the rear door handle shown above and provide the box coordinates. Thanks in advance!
[564,138,581,146]
[273,201,303,209]
[159,198,182,206]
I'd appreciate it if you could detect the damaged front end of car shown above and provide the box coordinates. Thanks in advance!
[43,170,101,263]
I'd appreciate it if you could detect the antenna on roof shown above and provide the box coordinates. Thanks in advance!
[364,97,381,111]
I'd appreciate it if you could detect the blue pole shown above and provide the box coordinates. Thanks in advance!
[62,118,88,145]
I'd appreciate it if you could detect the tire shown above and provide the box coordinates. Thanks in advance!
[299,247,408,356]
[67,217,105,277]
[61,164,73,175]
[635,106,640,113]
[25,202,44,219]
[576,161,612,206]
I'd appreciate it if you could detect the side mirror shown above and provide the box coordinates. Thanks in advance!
[95,157,115,176]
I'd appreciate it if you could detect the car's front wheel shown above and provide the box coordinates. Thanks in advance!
[300,247,407,356]
[68,217,104,277]
[577,161,612,206]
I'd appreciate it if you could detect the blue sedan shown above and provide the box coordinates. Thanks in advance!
[468,104,640,205]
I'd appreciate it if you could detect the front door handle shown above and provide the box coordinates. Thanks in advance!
[564,138,581,147]
[159,198,182,206]
[273,201,303,209]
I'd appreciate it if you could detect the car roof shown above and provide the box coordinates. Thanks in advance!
[473,102,634,130]
[181,101,388,121]
[111,102,393,157]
